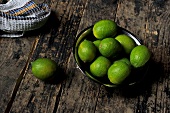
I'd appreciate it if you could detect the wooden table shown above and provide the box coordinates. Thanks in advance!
[0,0,170,113]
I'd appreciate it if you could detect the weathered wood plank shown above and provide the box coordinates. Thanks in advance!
[78,0,118,31]
[0,37,36,113]
[56,53,100,113]
[0,1,45,112]
[95,0,170,113]
[56,0,118,113]
[9,0,88,113]
[0,1,54,113]
[94,1,150,112]
[144,0,170,112]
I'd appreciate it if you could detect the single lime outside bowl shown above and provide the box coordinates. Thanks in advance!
[73,26,149,88]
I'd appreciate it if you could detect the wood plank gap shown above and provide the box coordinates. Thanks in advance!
[4,38,39,113]
[113,0,119,21]
[52,84,62,113]
[154,82,159,113]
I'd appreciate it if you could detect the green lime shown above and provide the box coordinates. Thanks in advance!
[99,38,122,58]
[108,61,131,84]
[31,58,58,81]
[93,20,117,39]
[90,56,111,77]
[130,45,151,68]
[78,39,97,63]
[115,34,136,54]
[118,58,131,67]
[93,40,101,49]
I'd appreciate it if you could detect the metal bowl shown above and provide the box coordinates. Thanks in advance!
[73,26,149,87]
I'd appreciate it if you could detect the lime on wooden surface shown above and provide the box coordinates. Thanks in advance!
[31,58,58,81]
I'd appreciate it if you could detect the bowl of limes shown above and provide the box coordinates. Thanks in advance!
[73,19,151,87]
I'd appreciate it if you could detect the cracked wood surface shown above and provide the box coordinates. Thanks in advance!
[0,0,170,113]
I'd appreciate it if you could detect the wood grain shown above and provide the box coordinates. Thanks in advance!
[0,37,36,113]
[95,0,170,113]
[9,0,88,113]
[56,0,118,113]
[0,0,169,113]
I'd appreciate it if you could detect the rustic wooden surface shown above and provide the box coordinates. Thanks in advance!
[0,0,170,113]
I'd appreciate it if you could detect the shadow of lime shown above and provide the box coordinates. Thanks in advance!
[105,59,164,97]
[43,66,67,85]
